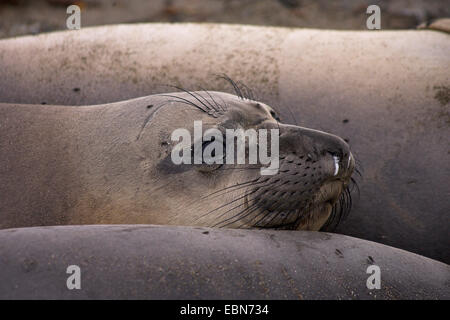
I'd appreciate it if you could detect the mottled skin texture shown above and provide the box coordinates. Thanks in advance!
[0,23,448,262]
[0,92,353,231]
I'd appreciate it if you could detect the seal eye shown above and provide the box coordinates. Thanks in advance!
[196,136,226,172]
[202,139,218,158]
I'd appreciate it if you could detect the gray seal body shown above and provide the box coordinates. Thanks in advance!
[0,225,448,299]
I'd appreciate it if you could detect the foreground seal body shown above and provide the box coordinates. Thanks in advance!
[0,24,448,262]
[0,225,448,299]
[0,91,354,231]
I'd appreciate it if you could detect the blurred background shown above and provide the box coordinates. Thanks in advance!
[0,0,449,39]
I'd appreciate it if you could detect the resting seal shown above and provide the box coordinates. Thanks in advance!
[1,23,447,262]
[0,88,354,231]
[0,225,448,299]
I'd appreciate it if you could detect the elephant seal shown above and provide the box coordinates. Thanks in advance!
[0,89,354,231]
[0,225,448,299]
[0,23,448,263]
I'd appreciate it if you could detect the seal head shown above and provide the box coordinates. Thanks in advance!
[148,90,355,231]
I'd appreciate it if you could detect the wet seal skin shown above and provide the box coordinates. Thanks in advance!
[0,85,355,232]
[0,23,448,262]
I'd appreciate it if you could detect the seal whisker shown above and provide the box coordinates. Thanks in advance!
[354,166,363,178]
[159,84,213,111]
[201,187,261,218]
[236,81,253,101]
[158,94,208,113]
[197,86,226,112]
[212,194,263,226]
[217,74,244,99]
[191,90,217,112]
[200,177,261,200]
[170,86,215,112]
[242,83,257,101]
[355,158,364,174]
[233,197,296,230]
[201,195,255,222]
[236,193,299,229]
[215,92,230,112]
[191,89,224,114]
[350,177,360,198]
[197,180,266,206]
[252,208,277,228]
[187,179,269,215]
[215,201,262,228]
[204,177,286,225]
[136,101,171,140]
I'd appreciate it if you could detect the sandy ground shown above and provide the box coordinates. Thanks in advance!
[0,0,449,39]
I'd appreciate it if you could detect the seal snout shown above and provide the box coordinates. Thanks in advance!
[270,124,356,230]
[282,124,354,181]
